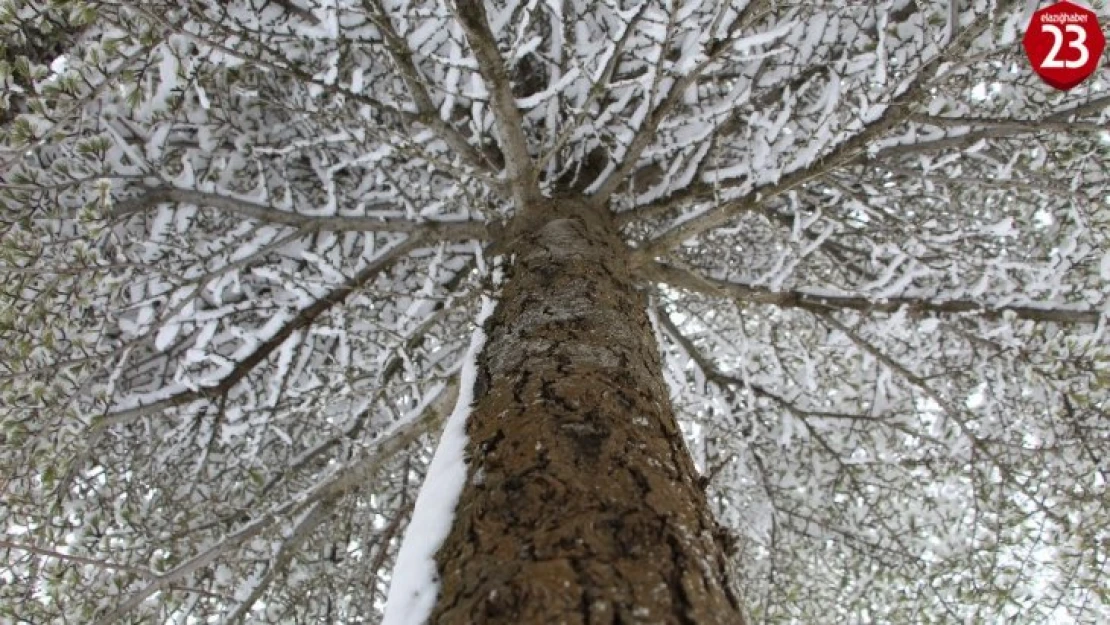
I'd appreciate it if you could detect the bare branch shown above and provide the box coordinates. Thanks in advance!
[224,501,334,625]
[817,312,1069,528]
[260,375,460,497]
[906,115,1105,134]
[269,0,321,25]
[92,511,288,625]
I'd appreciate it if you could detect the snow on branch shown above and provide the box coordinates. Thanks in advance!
[644,261,1103,325]
[590,4,795,202]
[905,114,1106,134]
[451,0,538,205]
[535,2,651,176]
[120,3,490,183]
[382,295,497,625]
[111,187,490,239]
[93,235,427,429]
[631,87,924,256]
[366,0,498,176]
[91,378,461,624]
[629,6,1010,256]
[875,95,1110,158]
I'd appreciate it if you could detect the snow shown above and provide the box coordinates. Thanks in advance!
[14,2,1109,623]
[733,20,797,53]
[137,43,182,119]
[195,84,210,110]
[515,67,580,109]
[980,217,1017,238]
[49,55,68,75]
[155,324,180,351]
[381,296,497,625]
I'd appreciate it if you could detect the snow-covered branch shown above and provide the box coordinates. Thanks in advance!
[451,0,538,205]
[632,87,925,256]
[367,0,499,177]
[111,187,489,238]
[589,0,756,201]
[93,235,427,429]
[644,261,1103,325]
[877,95,1110,158]
[630,3,1015,256]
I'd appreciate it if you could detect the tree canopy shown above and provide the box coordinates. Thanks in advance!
[1,0,1108,622]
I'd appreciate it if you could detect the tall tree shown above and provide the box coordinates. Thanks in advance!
[1,0,1108,623]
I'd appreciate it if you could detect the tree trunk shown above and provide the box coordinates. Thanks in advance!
[431,197,744,624]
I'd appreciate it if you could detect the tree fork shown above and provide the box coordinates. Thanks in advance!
[431,197,744,624]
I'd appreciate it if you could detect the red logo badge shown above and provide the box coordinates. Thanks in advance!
[1023,1,1105,91]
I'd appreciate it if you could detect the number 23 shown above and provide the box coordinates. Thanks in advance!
[1041,24,1090,69]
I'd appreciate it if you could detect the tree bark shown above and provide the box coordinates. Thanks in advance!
[431,197,744,624]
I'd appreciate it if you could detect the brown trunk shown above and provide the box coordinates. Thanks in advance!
[430,197,744,624]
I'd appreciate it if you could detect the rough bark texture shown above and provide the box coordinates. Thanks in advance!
[431,197,743,624]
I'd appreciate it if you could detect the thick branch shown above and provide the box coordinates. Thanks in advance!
[269,0,321,25]
[112,187,489,239]
[644,261,1102,325]
[0,539,152,576]
[452,0,538,205]
[876,95,1110,159]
